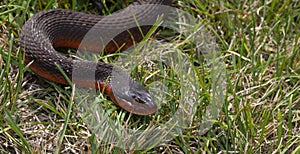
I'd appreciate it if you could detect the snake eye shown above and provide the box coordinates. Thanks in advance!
[132,95,146,104]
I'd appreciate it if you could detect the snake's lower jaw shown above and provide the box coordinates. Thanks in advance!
[114,95,158,116]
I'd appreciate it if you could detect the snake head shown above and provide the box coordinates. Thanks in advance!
[108,68,157,115]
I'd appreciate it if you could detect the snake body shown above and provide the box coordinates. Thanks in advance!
[20,0,171,115]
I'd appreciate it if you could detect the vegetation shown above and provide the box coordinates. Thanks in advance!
[0,0,299,153]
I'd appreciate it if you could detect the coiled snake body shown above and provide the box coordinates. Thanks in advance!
[20,0,171,115]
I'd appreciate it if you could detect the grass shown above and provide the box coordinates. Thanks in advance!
[1,0,300,153]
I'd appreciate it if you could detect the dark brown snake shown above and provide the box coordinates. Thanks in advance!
[20,0,172,115]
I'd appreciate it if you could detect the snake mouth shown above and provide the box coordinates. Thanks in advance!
[104,79,157,115]
[112,85,157,115]
[114,94,157,115]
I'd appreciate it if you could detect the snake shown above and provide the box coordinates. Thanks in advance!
[20,0,172,115]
